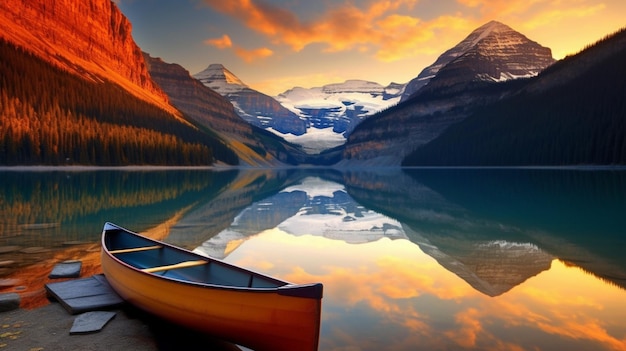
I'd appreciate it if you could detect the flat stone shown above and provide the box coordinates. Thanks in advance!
[0,293,20,312]
[45,275,124,314]
[49,260,82,278]
[70,311,117,335]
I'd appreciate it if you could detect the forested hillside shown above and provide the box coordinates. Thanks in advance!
[403,29,626,166]
[0,39,238,166]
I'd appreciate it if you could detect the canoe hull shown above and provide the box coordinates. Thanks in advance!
[101,223,322,351]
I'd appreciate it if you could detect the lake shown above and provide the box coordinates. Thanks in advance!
[1,167,626,350]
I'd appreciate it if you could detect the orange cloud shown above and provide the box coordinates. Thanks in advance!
[522,3,607,29]
[204,34,232,49]
[375,15,474,62]
[206,33,274,63]
[456,0,544,17]
[234,46,274,62]
[202,0,425,58]
[457,0,608,27]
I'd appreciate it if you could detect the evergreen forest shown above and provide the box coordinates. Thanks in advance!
[0,39,238,166]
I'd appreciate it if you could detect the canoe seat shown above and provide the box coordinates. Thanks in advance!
[109,245,162,254]
[142,260,208,273]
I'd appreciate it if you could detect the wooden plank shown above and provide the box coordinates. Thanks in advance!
[108,245,162,254]
[70,311,117,335]
[45,275,124,315]
[142,260,207,273]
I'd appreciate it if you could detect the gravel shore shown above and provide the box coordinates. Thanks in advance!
[1,302,245,350]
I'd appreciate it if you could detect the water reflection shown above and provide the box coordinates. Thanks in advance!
[196,168,626,350]
[0,169,244,307]
[0,170,238,243]
[1,168,626,350]
[223,229,626,350]
[193,176,406,259]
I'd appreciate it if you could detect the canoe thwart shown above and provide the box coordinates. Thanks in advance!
[108,245,162,254]
[142,260,208,273]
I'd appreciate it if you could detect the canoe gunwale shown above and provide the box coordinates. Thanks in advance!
[101,222,323,299]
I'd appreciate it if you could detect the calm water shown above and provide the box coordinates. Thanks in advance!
[1,168,626,350]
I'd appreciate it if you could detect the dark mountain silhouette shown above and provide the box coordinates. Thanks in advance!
[341,21,555,166]
[403,27,626,166]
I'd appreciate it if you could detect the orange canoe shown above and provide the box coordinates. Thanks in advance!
[101,222,322,351]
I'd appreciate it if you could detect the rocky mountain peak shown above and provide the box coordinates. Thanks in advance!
[193,63,307,136]
[401,20,555,100]
[468,20,515,44]
[193,64,248,94]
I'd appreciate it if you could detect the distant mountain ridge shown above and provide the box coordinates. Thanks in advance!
[194,64,307,136]
[146,56,305,166]
[275,80,404,153]
[195,63,405,154]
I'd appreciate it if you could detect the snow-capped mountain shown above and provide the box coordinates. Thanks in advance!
[193,64,404,154]
[193,64,307,135]
[401,20,554,101]
[275,80,405,154]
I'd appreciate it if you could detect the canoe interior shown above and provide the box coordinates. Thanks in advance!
[103,225,287,289]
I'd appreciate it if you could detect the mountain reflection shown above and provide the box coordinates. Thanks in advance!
[402,169,626,290]
[196,168,626,296]
[194,176,406,259]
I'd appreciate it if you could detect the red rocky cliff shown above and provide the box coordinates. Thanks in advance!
[0,0,174,113]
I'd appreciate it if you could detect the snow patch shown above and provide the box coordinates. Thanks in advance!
[193,64,248,94]
[269,127,346,154]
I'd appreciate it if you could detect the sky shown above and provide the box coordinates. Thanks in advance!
[116,0,626,96]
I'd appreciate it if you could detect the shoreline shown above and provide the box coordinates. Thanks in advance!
[2,164,626,172]
[0,215,245,350]
[0,165,219,171]
[1,302,245,350]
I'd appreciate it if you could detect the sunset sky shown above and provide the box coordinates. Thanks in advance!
[116,0,626,95]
